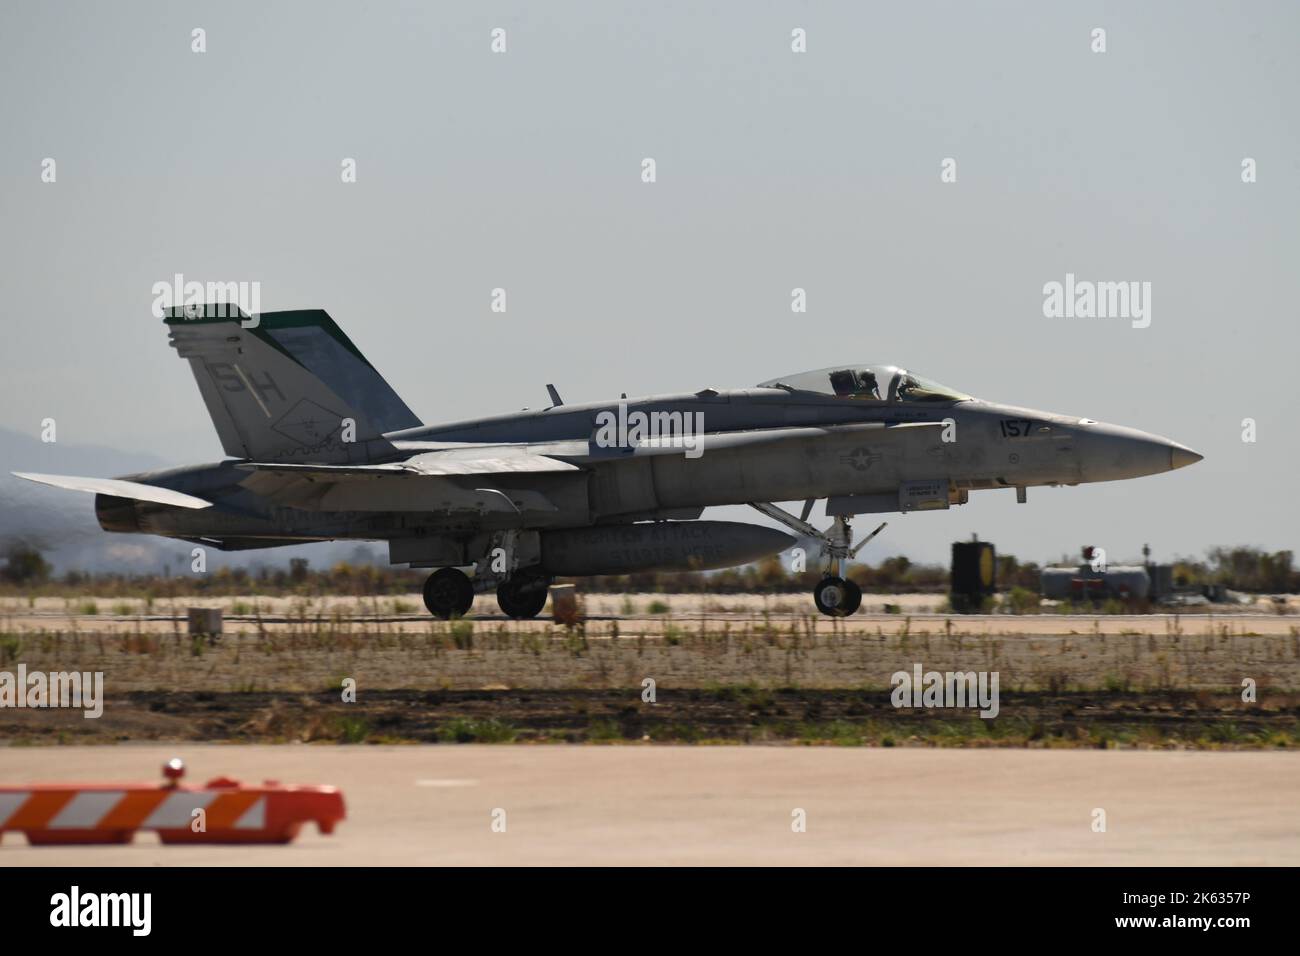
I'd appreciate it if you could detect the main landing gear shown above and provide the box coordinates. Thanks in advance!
[423,568,475,619]
[749,501,888,618]
[496,571,551,619]
[421,567,553,620]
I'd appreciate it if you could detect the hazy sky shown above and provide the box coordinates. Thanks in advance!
[2,1,1297,566]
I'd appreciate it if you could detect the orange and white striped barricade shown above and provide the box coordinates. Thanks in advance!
[0,758,345,846]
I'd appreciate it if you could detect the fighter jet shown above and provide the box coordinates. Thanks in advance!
[15,306,1202,618]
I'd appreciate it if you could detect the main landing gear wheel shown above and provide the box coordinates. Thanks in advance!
[496,573,551,619]
[423,568,474,619]
[814,576,862,617]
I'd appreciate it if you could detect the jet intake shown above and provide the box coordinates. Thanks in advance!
[94,494,141,533]
[540,520,794,576]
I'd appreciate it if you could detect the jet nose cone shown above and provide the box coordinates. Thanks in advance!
[1074,422,1203,482]
[1169,443,1203,470]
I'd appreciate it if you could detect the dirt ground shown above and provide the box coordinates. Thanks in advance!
[1,687,1292,749]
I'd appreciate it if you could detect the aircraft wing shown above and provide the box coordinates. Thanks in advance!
[240,422,932,486]
[11,472,213,509]
[232,422,942,514]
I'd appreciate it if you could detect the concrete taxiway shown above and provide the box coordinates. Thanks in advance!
[1,746,1296,865]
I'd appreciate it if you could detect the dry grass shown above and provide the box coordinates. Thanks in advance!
[2,593,1297,748]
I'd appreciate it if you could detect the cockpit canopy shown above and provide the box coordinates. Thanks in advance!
[757,365,971,404]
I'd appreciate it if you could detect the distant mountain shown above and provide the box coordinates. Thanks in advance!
[0,427,382,574]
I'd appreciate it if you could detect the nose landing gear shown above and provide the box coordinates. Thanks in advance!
[749,501,887,618]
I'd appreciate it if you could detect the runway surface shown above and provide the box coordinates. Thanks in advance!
[2,746,1296,865]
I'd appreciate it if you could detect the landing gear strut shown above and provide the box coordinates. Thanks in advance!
[496,571,551,619]
[749,501,886,618]
[423,567,475,619]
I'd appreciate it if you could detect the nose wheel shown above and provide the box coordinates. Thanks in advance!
[423,568,475,619]
[814,576,862,617]
[748,501,887,618]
